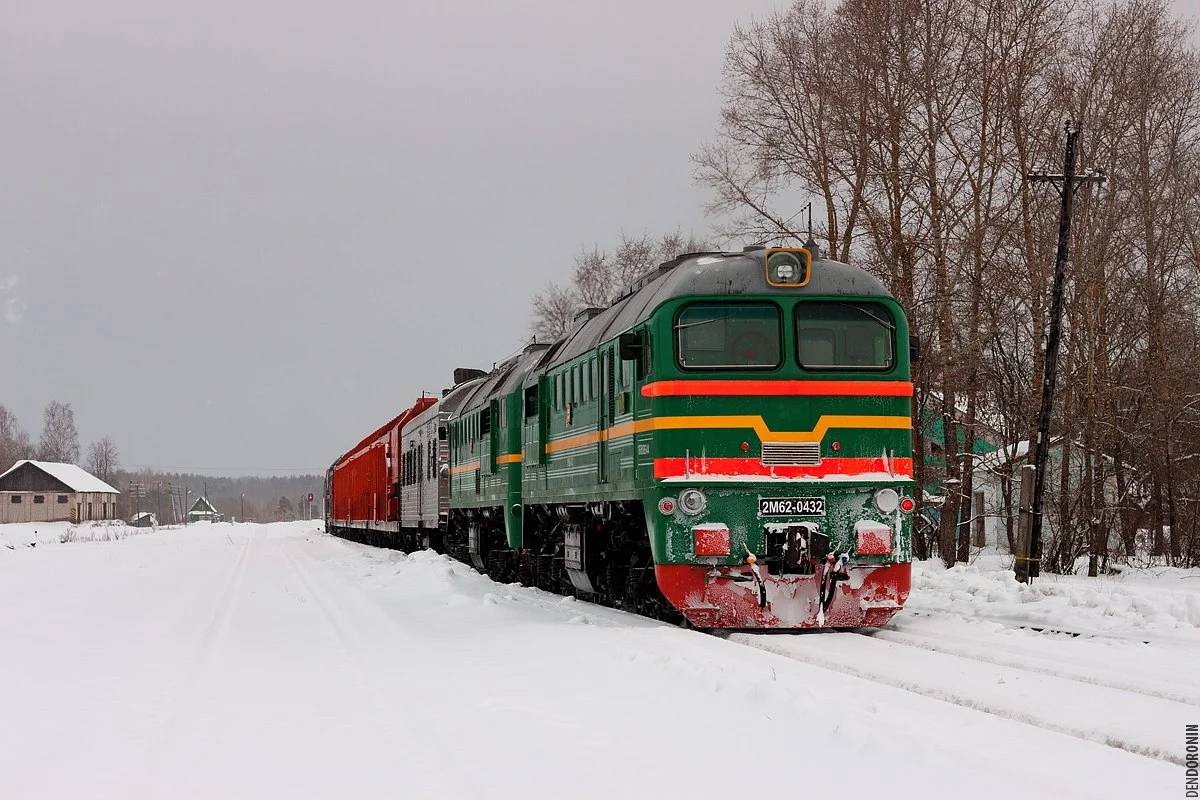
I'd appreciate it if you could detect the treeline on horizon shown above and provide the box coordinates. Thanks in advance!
[0,401,320,523]
[119,471,323,525]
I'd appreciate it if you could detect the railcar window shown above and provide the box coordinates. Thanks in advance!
[675,303,782,370]
[795,301,895,370]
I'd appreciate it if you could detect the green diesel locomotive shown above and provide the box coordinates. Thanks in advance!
[437,244,915,628]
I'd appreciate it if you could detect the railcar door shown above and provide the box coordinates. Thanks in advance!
[488,399,500,474]
[416,439,424,521]
[598,347,614,484]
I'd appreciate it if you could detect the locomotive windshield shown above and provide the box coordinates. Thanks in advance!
[675,302,782,370]
[795,301,895,370]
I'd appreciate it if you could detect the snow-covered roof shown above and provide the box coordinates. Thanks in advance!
[0,460,120,494]
[973,437,1064,472]
[189,496,217,513]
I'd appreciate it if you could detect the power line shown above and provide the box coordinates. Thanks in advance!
[123,465,324,475]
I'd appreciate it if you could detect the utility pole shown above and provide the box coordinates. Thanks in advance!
[1019,122,1106,583]
[241,493,245,523]
[129,480,145,523]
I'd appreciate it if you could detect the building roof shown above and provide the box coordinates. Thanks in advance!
[0,460,120,494]
[189,496,218,514]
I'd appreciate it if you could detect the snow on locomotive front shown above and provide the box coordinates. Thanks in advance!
[632,246,916,628]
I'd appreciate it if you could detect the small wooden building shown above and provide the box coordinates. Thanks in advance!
[187,496,222,523]
[0,460,121,524]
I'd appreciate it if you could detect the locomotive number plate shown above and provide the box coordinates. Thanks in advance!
[758,497,826,517]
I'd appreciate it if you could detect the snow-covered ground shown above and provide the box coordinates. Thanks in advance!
[0,522,1190,798]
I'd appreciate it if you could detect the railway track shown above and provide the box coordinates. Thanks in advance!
[730,627,1193,766]
[869,623,1200,706]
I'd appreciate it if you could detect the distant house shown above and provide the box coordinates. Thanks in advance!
[919,400,1001,493]
[0,460,121,524]
[187,496,222,523]
[130,511,158,528]
[972,437,1128,553]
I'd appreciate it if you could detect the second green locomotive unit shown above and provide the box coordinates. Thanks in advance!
[328,245,916,628]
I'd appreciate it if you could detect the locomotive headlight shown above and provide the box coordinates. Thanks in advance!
[765,249,811,286]
[678,488,707,515]
[768,252,800,283]
[873,487,899,514]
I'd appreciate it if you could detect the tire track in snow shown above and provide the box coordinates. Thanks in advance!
[134,528,258,796]
[277,536,488,796]
[732,631,1189,766]
[191,532,255,669]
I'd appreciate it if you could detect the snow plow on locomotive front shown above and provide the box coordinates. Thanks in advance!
[648,480,915,629]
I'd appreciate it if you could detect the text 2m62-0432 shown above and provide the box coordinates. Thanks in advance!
[758,497,825,517]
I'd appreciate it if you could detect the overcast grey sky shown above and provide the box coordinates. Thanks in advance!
[3,1,1198,477]
[0,0,786,475]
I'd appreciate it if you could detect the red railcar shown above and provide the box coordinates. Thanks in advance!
[329,398,435,532]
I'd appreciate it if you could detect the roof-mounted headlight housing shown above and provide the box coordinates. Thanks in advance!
[765,248,812,287]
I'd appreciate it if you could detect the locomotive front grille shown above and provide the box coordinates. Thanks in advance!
[761,441,822,466]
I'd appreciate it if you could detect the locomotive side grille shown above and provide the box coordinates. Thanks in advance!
[761,441,822,466]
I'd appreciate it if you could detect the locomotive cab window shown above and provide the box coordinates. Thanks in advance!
[675,303,782,370]
[795,301,895,370]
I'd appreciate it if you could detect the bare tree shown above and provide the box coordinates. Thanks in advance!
[38,401,80,464]
[530,230,711,340]
[698,0,1200,568]
[0,405,34,473]
[86,436,120,483]
[529,281,579,341]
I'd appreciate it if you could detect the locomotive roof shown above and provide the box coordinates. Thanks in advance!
[439,376,487,415]
[546,248,890,367]
[447,248,891,416]
[448,343,550,419]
